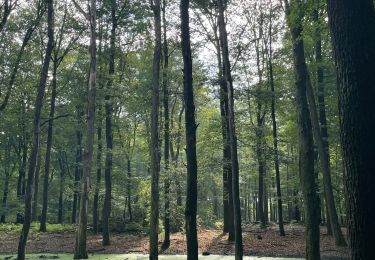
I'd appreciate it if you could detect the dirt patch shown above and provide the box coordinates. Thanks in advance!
[0,225,349,259]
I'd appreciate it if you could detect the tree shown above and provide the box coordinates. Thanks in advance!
[217,0,243,258]
[267,1,285,236]
[74,0,97,257]
[283,0,321,259]
[102,0,117,246]
[161,0,171,250]
[326,1,375,259]
[149,0,162,259]
[17,0,54,258]
[180,0,199,259]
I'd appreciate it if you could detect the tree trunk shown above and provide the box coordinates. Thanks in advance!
[326,1,375,259]
[213,16,234,238]
[72,125,82,224]
[17,0,54,258]
[1,141,11,223]
[284,1,321,259]
[217,0,243,258]
[127,158,132,221]
[180,0,199,259]
[32,151,42,221]
[40,53,58,233]
[93,106,102,234]
[102,0,116,246]
[268,27,285,235]
[57,155,65,224]
[74,0,96,257]
[149,0,162,259]
[161,0,170,249]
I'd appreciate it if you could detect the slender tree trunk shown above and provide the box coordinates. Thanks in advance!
[161,0,170,249]
[127,158,132,221]
[268,32,285,235]
[306,73,347,246]
[180,0,199,259]
[1,142,11,223]
[40,54,58,232]
[284,1,321,259]
[57,155,65,224]
[326,1,375,259]
[149,1,162,259]
[74,0,96,257]
[217,0,243,258]
[214,18,234,237]
[93,106,102,234]
[32,151,42,221]
[102,0,116,246]
[17,0,54,258]
[72,125,82,224]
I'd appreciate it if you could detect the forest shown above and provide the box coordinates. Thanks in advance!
[0,0,374,260]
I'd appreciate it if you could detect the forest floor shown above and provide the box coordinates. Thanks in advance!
[0,224,348,259]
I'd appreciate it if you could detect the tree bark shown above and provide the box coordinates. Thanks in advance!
[72,123,82,224]
[17,0,54,258]
[74,0,96,257]
[102,0,116,246]
[40,52,58,232]
[32,151,42,221]
[161,0,170,249]
[326,1,375,259]
[180,0,199,259]
[284,1,321,259]
[217,0,243,258]
[149,0,162,259]
[93,106,102,234]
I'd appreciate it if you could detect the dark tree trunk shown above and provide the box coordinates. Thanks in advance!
[17,136,27,200]
[213,16,234,237]
[93,106,102,234]
[217,0,243,258]
[268,27,285,235]
[40,53,58,233]
[72,125,82,224]
[32,151,42,221]
[17,0,54,258]
[127,158,132,221]
[309,0,345,246]
[284,1,321,259]
[161,0,170,249]
[102,0,116,246]
[149,0,162,259]
[1,141,11,223]
[0,6,44,112]
[74,0,96,257]
[180,0,199,259]
[57,155,65,224]
[326,1,375,259]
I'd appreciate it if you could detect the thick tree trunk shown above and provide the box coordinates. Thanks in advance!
[162,0,170,249]
[17,0,54,258]
[284,1,321,259]
[149,0,161,259]
[326,1,375,259]
[180,0,199,259]
[40,54,58,232]
[74,0,96,257]
[217,0,243,258]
